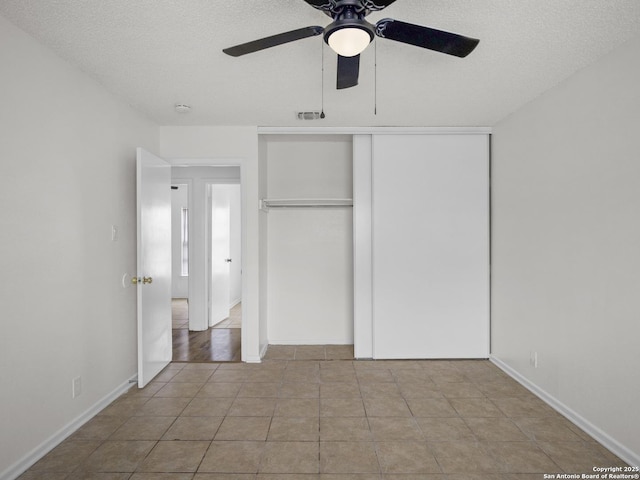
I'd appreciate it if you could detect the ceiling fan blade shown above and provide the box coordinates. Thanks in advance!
[337,54,360,89]
[223,26,324,57]
[375,18,479,58]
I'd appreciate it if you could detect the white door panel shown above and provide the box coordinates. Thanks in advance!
[209,185,231,326]
[372,134,489,359]
[136,148,172,387]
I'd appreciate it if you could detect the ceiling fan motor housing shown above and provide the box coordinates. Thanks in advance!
[317,0,387,18]
[323,5,375,53]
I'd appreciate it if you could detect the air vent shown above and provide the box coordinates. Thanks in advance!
[175,104,191,114]
[297,111,324,120]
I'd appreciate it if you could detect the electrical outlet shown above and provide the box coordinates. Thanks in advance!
[72,376,82,398]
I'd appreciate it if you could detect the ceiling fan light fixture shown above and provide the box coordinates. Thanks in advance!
[327,26,372,57]
[324,18,374,57]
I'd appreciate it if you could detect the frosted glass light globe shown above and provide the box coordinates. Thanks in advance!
[327,27,371,57]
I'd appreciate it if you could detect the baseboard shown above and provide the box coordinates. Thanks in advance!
[229,298,241,309]
[257,342,270,362]
[490,355,639,467]
[1,373,137,480]
[209,318,225,328]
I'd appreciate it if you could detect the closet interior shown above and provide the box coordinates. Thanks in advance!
[260,134,355,347]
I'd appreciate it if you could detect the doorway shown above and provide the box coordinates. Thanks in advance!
[170,168,242,362]
[170,183,190,325]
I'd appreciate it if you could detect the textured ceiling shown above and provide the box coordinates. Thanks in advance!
[1,0,639,127]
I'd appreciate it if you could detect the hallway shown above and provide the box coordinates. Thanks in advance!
[172,299,241,362]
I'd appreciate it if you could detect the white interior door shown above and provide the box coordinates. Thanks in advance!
[136,147,172,387]
[209,185,231,326]
[372,134,489,359]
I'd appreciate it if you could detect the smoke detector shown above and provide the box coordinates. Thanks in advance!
[175,104,192,114]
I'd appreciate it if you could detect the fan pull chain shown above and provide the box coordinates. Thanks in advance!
[320,41,326,119]
[374,40,377,115]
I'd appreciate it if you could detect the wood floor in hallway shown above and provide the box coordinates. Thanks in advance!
[171,299,241,362]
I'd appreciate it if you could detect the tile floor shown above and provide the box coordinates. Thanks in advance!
[20,346,629,479]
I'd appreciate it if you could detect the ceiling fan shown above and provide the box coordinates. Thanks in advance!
[222,0,479,89]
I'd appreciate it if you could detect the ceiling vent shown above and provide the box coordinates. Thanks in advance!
[297,111,324,120]
[175,104,191,114]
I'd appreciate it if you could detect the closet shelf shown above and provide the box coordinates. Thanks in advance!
[260,198,353,211]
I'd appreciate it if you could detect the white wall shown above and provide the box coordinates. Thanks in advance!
[0,13,158,479]
[159,127,262,360]
[491,36,640,465]
[171,184,189,298]
[264,135,354,344]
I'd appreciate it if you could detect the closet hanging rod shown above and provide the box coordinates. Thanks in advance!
[260,198,353,211]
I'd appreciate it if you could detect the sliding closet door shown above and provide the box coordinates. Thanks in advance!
[372,134,489,359]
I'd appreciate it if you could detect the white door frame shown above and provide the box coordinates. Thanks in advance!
[169,158,250,362]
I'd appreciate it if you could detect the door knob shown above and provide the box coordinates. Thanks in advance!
[131,277,142,285]
[225,258,232,263]
[143,276,153,284]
